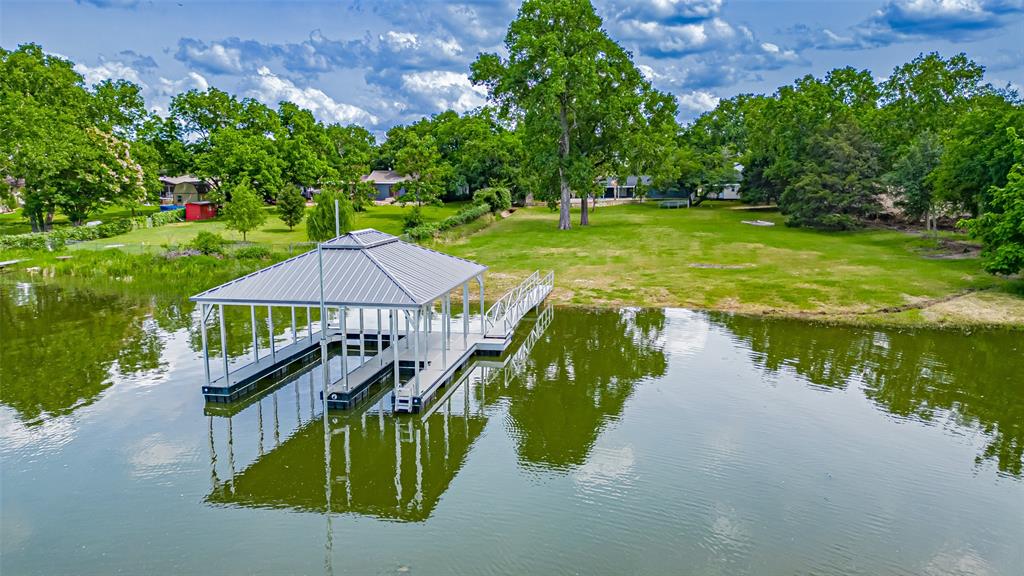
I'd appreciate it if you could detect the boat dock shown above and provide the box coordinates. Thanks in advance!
[190,228,553,414]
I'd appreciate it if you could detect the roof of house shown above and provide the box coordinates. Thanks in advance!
[190,229,486,308]
[159,175,205,186]
[361,170,411,185]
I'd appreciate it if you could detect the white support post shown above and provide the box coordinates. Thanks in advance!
[478,275,485,334]
[318,244,330,392]
[268,305,276,362]
[424,303,430,361]
[445,295,451,350]
[219,304,229,384]
[441,298,448,369]
[341,306,349,392]
[307,307,313,342]
[376,308,383,351]
[405,315,411,349]
[391,310,399,398]
[334,199,340,237]
[413,308,421,398]
[358,308,365,361]
[291,307,297,344]
[200,303,211,385]
[462,282,469,345]
[250,305,259,363]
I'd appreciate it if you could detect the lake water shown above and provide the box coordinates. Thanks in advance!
[2,280,1022,575]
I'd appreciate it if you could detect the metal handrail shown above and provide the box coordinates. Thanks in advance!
[482,270,553,336]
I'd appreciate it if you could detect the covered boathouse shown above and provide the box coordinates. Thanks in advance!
[190,228,552,413]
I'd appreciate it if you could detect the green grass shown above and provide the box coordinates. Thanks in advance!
[0,206,161,235]
[66,202,468,253]
[441,202,1023,324]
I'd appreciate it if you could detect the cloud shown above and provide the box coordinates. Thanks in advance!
[796,0,1024,49]
[399,70,488,113]
[116,49,158,70]
[677,90,721,115]
[607,0,724,25]
[174,38,246,75]
[244,66,378,125]
[75,0,139,8]
[600,0,804,97]
[74,60,145,86]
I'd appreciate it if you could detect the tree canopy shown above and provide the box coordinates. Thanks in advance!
[472,0,678,229]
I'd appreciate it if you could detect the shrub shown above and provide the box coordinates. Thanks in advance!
[234,244,272,260]
[307,189,354,241]
[150,209,185,227]
[188,231,229,255]
[402,206,425,231]
[404,203,491,241]
[473,187,512,213]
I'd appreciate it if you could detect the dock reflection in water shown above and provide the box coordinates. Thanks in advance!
[203,306,555,522]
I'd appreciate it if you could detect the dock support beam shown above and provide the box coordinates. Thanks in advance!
[477,275,485,334]
[358,308,365,361]
[250,306,259,363]
[414,308,421,397]
[200,303,211,385]
[291,307,297,344]
[268,306,276,362]
[463,282,469,345]
[391,310,399,398]
[218,304,229,385]
[341,306,349,392]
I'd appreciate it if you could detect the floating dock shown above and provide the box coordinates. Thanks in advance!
[190,229,553,414]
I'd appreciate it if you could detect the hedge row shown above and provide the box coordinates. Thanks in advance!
[0,208,185,251]
[405,203,492,241]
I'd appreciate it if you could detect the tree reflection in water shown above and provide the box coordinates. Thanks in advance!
[714,313,1024,477]
[0,282,165,425]
[502,307,668,471]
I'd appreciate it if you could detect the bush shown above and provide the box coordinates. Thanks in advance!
[233,244,272,260]
[402,206,425,231]
[473,187,512,213]
[307,189,354,241]
[150,209,185,227]
[0,208,183,252]
[405,203,491,241]
[188,231,229,255]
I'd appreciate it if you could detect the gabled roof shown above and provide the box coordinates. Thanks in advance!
[361,170,411,185]
[190,229,486,308]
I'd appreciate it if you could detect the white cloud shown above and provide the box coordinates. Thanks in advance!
[74,60,144,86]
[677,90,721,115]
[246,66,378,125]
[149,72,209,116]
[400,70,488,113]
[176,40,244,75]
[382,31,420,50]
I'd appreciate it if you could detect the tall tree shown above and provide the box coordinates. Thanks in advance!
[781,120,882,230]
[395,133,446,207]
[885,132,943,229]
[472,0,678,229]
[276,187,307,230]
[961,128,1024,275]
[326,123,377,210]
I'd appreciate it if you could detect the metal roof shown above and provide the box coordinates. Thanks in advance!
[190,229,486,308]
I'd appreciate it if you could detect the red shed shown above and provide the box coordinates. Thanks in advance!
[186,201,217,221]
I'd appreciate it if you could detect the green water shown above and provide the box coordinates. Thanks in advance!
[1,281,1022,575]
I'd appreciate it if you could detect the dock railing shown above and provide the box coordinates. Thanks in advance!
[483,270,554,338]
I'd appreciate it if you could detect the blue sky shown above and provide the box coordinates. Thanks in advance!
[2,0,1021,131]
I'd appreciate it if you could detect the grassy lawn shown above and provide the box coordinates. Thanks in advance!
[0,206,160,235]
[67,202,468,253]
[440,202,1024,327]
